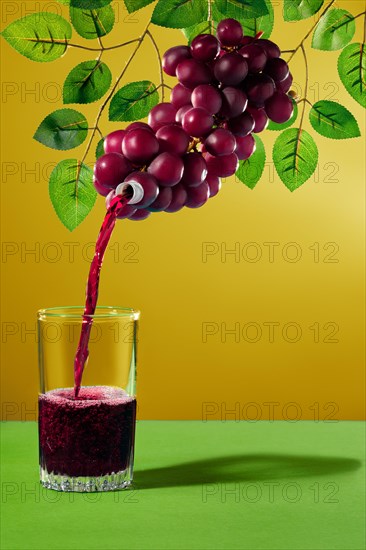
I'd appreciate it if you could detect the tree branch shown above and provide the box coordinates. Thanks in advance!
[146,30,166,101]
[298,44,309,132]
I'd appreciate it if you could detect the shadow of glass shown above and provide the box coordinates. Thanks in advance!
[134,453,362,489]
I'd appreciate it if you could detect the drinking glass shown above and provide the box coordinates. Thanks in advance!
[37,306,139,492]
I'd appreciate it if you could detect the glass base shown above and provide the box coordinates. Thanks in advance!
[40,466,133,492]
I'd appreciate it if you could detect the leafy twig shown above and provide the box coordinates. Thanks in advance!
[79,23,151,171]
[25,37,140,52]
[287,0,336,63]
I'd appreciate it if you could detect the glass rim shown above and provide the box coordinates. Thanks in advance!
[37,306,140,320]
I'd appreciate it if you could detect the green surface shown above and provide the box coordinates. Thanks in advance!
[1,421,365,550]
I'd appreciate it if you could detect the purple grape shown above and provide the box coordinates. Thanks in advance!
[93,175,111,197]
[125,122,153,133]
[240,36,254,47]
[239,44,267,73]
[181,152,207,187]
[265,91,293,123]
[217,19,243,47]
[203,152,239,177]
[176,104,193,125]
[246,105,268,133]
[148,102,177,131]
[206,174,221,198]
[176,58,212,89]
[124,171,159,208]
[162,45,191,76]
[104,130,126,154]
[94,153,132,189]
[147,186,173,212]
[245,74,275,104]
[191,84,222,114]
[265,58,289,83]
[204,128,236,157]
[164,183,187,213]
[182,107,214,137]
[185,181,209,208]
[116,202,137,220]
[156,124,190,155]
[122,128,159,164]
[191,34,220,62]
[276,72,293,93]
[235,134,256,160]
[147,152,184,186]
[227,112,255,137]
[214,53,248,86]
[219,87,248,119]
[170,83,192,109]
[128,208,151,221]
[254,38,280,59]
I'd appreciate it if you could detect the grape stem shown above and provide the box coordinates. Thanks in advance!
[287,0,336,63]
[188,137,201,152]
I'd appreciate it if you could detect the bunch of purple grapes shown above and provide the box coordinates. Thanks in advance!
[93,18,294,221]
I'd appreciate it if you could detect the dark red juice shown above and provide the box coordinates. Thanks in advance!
[39,386,136,478]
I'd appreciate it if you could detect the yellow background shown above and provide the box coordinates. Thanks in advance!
[1,1,365,420]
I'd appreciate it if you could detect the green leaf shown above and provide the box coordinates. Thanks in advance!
[240,0,274,38]
[338,43,366,109]
[182,3,223,41]
[152,0,208,29]
[63,61,112,104]
[283,0,323,22]
[236,135,265,190]
[96,138,105,159]
[267,99,298,130]
[1,13,72,62]
[214,0,269,20]
[70,5,115,39]
[49,159,97,231]
[182,22,214,44]
[70,0,112,8]
[312,8,355,51]
[309,100,360,140]
[34,108,88,150]
[273,128,318,191]
[124,0,155,13]
[109,81,159,122]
